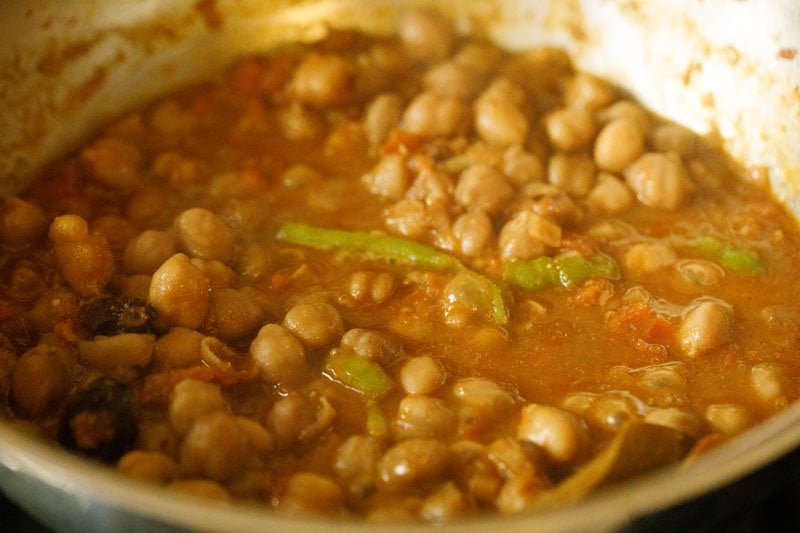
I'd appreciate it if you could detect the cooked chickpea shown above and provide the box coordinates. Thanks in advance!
[624,152,691,210]
[149,253,210,329]
[364,92,404,146]
[400,356,446,395]
[679,300,733,358]
[78,333,155,370]
[421,482,472,522]
[401,92,469,139]
[278,101,324,141]
[474,91,529,147]
[594,117,645,172]
[291,52,356,107]
[339,328,403,363]
[399,9,455,61]
[174,208,235,263]
[180,411,251,482]
[705,403,753,435]
[49,215,115,297]
[516,404,588,464]
[207,288,266,343]
[452,378,515,426]
[250,324,308,385]
[564,72,616,110]
[117,450,180,484]
[425,60,485,100]
[503,145,544,186]
[346,270,397,307]
[81,137,143,189]
[624,242,677,276]
[498,211,548,261]
[455,164,513,214]
[265,393,335,448]
[544,106,596,152]
[122,230,177,275]
[168,378,226,436]
[453,211,493,257]
[597,100,650,131]
[0,197,48,247]
[278,472,345,516]
[393,395,457,439]
[585,172,634,214]
[10,344,69,418]
[644,408,702,438]
[282,302,344,348]
[334,435,386,493]
[750,363,790,405]
[363,153,409,201]
[548,153,596,197]
[378,438,451,491]
[153,327,204,368]
[650,123,698,156]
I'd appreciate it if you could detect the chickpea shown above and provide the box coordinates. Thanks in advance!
[278,472,345,516]
[705,403,753,435]
[585,394,640,432]
[594,117,645,172]
[454,42,503,76]
[78,333,155,370]
[153,327,204,369]
[291,52,356,107]
[117,450,180,484]
[548,153,596,197]
[679,299,733,358]
[363,153,409,201]
[378,438,451,491]
[0,197,48,247]
[180,411,251,482]
[503,145,545,186]
[623,242,677,276]
[49,215,115,297]
[544,106,596,152]
[346,270,397,306]
[516,404,589,464]
[392,395,457,439]
[10,344,69,418]
[400,356,446,395]
[399,9,455,61]
[265,393,334,448]
[498,211,548,262]
[334,435,386,494]
[401,92,469,139]
[425,60,485,100]
[474,92,529,147]
[453,211,493,257]
[80,136,143,189]
[585,172,634,214]
[452,378,515,426]
[207,288,266,343]
[644,408,702,438]
[624,152,691,210]
[364,92,404,146]
[278,101,324,141]
[455,164,513,215]
[250,324,308,386]
[168,378,226,436]
[421,482,472,522]
[597,100,650,131]
[339,328,403,364]
[174,208,235,263]
[750,363,790,406]
[190,258,237,290]
[650,123,698,156]
[564,72,616,110]
[676,259,725,288]
[282,302,344,348]
[149,253,210,329]
[122,230,177,275]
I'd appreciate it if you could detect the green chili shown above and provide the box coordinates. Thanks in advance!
[277,222,508,324]
[504,252,621,291]
[365,401,389,438]
[688,236,763,274]
[324,353,394,398]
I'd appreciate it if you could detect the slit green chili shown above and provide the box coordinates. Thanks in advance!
[277,222,508,324]
[687,235,764,274]
[504,251,621,291]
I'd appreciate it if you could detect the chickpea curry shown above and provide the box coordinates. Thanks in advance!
[2,9,800,522]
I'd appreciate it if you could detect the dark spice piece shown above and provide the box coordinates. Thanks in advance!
[78,296,155,336]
